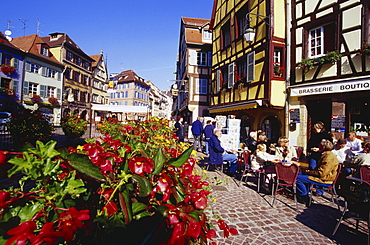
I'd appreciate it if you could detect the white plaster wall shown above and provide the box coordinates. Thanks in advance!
[342,30,361,51]
[342,5,362,30]
[305,0,319,14]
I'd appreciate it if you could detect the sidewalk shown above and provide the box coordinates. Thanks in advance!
[195,153,368,245]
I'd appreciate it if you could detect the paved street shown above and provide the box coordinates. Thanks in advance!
[196,155,368,245]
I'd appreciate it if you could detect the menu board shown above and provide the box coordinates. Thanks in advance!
[331,115,346,132]
[289,109,300,123]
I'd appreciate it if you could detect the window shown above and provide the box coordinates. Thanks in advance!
[216,70,221,92]
[203,30,212,40]
[222,68,228,87]
[247,52,255,82]
[65,68,71,79]
[121,92,125,98]
[197,78,208,94]
[83,75,88,85]
[1,53,12,65]
[92,94,98,103]
[74,71,80,83]
[197,52,207,66]
[236,7,248,39]
[47,86,55,98]
[125,101,128,105]
[29,82,38,95]
[221,21,231,48]
[67,51,73,61]
[274,49,281,64]
[74,89,79,101]
[83,61,90,70]
[237,59,247,81]
[80,91,86,102]
[41,46,49,56]
[116,92,120,98]
[308,24,335,58]
[125,91,128,97]
[48,69,57,78]
[76,57,82,66]
[26,63,41,74]
[228,63,235,88]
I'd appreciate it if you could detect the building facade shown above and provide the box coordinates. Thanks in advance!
[174,17,212,123]
[90,52,109,122]
[108,69,149,121]
[0,32,24,113]
[288,0,370,148]
[41,33,94,120]
[11,34,64,125]
[209,0,287,142]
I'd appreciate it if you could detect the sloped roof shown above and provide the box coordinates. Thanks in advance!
[181,17,210,44]
[11,34,62,66]
[90,54,102,68]
[182,17,210,27]
[0,32,22,51]
[116,69,149,87]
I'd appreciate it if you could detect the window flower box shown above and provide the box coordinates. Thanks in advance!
[360,42,370,57]
[0,65,16,75]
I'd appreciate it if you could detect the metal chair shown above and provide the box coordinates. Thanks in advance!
[272,162,300,210]
[308,164,342,209]
[332,177,370,245]
[360,165,370,183]
[240,151,264,192]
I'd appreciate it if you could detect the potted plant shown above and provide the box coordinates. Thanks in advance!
[0,64,16,75]
[31,94,42,104]
[360,42,370,57]
[48,96,59,106]
[320,51,342,64]
[296,58,315,74]
[61,114,87,139]
[273,63,284,77]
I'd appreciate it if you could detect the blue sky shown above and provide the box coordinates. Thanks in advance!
[1,0,214,91]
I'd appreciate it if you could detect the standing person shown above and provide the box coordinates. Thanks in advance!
[245,131,258,154]
[174,116,185,143]
[275,136,298,162]
[209,129,238,177]
[345,132,363,155]
[203,120,215,155]
[307,121,332,170]
[191,117,203,152]
[296,139,339,206]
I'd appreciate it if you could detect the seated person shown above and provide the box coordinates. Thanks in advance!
[250,144,280,191]
[274,136,298,162]
[343,141,370,178]
[209,129,238,176]
[345,132,363,155]
[296,139,339,206]
[333,138,353,164]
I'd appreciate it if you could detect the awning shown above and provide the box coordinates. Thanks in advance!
[91,104,148,113]
[208,101,260,113]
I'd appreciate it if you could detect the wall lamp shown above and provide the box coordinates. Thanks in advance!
[244,13,269,42]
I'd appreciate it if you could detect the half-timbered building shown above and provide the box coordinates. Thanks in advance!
[210,0,287,143]
[288,0,370,147]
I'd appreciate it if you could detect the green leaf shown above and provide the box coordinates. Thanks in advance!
[27,140,60,159]
[67,153,106,182]
[57,147,70,159]
[17,202,44,223]
[152,148,166,175]
[8,153,42,179]
[132,202,148,214]
[131,175,152,197]
[168,146,193,168]
[119,189,132,224]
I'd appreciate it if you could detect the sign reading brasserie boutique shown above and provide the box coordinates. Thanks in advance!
[290,79,370,96]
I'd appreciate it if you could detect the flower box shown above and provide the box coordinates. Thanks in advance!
[0,65,16,75]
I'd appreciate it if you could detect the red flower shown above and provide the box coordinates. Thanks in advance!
[206,229,217,239]
[0,151,8,164]
[57,207,90,241]
[128,157,154,176]
[5,221,37,245]
[32,222,59,245]
[102,201,119,216]
[217,219,238,238]
[0,191,11,209]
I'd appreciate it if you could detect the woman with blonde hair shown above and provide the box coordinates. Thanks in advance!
[275,136,298,162]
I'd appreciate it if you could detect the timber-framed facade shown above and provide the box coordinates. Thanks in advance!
[210,0,287,142]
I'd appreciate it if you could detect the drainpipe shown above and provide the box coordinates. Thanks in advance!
[285,0,292,136]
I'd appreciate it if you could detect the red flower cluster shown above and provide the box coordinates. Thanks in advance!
[0,65,16,75]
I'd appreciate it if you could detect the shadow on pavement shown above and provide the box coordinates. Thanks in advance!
[296,203,368,245]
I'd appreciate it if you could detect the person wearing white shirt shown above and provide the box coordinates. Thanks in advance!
[333,138,353,163]
[345,132,363,155]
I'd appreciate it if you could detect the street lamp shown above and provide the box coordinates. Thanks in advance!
[244,13,269,43]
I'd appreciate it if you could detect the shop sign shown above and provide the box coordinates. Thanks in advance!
[290,79,370,96]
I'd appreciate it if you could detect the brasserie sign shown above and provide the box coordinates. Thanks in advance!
[290,79,370,96]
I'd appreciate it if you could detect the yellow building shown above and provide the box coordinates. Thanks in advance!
[41,33,94,120]
[210,0,287,142]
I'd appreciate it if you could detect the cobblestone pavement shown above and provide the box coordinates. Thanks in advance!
[196,155,368,245]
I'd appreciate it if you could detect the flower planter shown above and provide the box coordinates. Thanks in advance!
[0,65,16,75]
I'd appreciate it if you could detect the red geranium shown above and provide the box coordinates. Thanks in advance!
[128,157,154,176]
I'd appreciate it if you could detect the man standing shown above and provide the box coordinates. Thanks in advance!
[191,117,203,152]
[203,120,215,155]
[174,116,185,143]
[209,129,238,177]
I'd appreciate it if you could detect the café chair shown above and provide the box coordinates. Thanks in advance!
[332,177,370,245]
[240,151,264,192]
[272,162,300,210]
[360,165,370,183]
[308,164,342,209]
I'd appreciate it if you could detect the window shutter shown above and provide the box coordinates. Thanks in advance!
[23,81,29,95]
[216,70,221,92]
[207,52,212,67]
[195,78,200,94]
[57,72,61,81]
[56,88,61,99]
[42,67,48,77]
[247,52,255,83]
[189,50,197,65]
[228,63,235,88]
[12,58,19,68]
[40,85,47,97]
[25,62,31,72]
[12,80,18,92]
[0,53,2,65]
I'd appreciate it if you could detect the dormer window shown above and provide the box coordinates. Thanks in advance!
[202,30,212,40]
[41,46,49,57]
